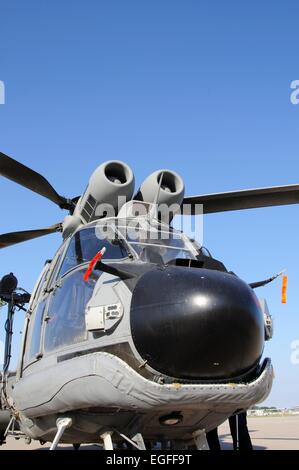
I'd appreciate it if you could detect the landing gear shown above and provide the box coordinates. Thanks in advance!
[100,430,146,450]
[192,429,210,450]
[100,432,114,450]
[49,417,72,451]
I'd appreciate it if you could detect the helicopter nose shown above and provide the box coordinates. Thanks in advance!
[130,266,265,380]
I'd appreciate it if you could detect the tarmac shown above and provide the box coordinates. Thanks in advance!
[1,415,299,450]
[219,415,299,450]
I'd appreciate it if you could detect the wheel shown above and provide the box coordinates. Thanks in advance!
[73,443,81,450]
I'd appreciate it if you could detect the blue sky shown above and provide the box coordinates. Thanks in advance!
[0,0,298,407]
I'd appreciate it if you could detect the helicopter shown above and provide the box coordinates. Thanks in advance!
[0,151,298,450]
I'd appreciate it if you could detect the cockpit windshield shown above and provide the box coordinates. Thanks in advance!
[113,219,197,264]
[58,226,129,277]
[58,218,198,277]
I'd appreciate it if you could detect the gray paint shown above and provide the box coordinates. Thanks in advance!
[12,353,273,442]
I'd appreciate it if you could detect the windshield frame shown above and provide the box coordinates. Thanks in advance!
[55,218,200,280]
[56,224,131,279]
[112,218,198,264]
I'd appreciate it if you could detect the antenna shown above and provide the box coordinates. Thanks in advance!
[148,172,164,222]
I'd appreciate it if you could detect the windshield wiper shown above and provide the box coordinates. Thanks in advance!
[95,261,136,280]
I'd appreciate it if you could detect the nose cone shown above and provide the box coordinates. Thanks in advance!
[130,266,264,380]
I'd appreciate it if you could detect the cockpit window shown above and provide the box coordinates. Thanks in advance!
[58,227,129,277]
[115,220,197,264]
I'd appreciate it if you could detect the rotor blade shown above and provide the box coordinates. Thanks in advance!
[0,152,73,210]
[183,184,299,215]
[0,223,62,249]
